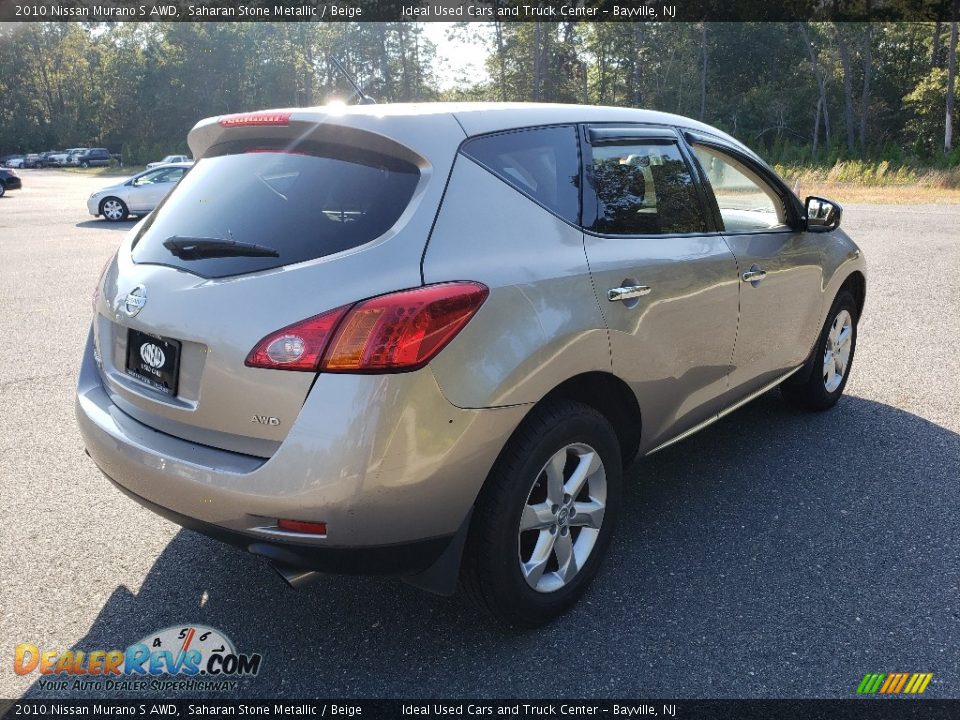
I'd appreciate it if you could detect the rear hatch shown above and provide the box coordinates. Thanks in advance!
[93,109,463,457]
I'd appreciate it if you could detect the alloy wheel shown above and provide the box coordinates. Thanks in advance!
[823,309,853,393]
[518,443,607,593]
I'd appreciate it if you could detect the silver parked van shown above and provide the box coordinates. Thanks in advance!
[77,103,865,626]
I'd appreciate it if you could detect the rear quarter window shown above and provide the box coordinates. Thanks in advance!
[131,141,420,279]
[460,125,581,225]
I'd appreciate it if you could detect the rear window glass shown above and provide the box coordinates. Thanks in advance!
[131,141,420,278]
[460,126,580,224]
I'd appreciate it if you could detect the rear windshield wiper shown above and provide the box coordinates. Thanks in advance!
[162,236,280,260]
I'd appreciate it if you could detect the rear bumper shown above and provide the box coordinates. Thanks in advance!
[3,178,21,190]
[76,326,528,570]
[105,473,452,575]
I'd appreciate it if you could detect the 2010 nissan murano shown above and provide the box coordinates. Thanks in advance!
[77,103,866,627]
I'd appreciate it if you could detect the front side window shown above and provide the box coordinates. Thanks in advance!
[155,167,186,183]
[133,169,171,186]
[460,126,580,224]
[588,142,707,235]
[692,145,787,232]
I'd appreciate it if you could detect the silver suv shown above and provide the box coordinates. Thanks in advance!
[77,103,866,626]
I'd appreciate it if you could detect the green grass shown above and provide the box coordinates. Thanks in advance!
[58,164,146,177]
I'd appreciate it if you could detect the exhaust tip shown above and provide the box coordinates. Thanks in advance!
[272,562,322,589]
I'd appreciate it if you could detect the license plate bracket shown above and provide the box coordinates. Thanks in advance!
[125,329,181,397]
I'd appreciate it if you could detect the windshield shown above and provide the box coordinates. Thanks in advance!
[131,142,420,278]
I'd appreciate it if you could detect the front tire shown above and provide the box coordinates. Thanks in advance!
[0,183,5,198]
[80,161,89,168]
[100,197,128,222]
[782,290,858,411]
[461,399,622,627]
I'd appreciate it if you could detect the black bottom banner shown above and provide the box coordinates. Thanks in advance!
[2,700,960,720]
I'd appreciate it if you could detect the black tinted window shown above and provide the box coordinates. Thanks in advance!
[131,142,419,279]
[588,142,706,235]
[460,126,580,224]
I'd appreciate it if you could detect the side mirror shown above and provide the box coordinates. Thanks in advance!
[805,196,842,232]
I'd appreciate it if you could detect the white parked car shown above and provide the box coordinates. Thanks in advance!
[146,155,191,169]
[50,148,86,167]
[86,162,192,221]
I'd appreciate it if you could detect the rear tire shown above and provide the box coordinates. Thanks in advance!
[782,290,858,411]
[100,197,128,222]
[461,399,622,627]
[0,183,5,198]
[80,161,89,168]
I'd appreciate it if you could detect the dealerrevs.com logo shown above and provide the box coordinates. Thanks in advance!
[13,625,262,692]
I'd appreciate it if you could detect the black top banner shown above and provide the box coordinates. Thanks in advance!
[0,0,954,22]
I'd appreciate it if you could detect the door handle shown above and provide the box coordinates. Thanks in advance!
[607,285,651,302]
[741,268,767,283]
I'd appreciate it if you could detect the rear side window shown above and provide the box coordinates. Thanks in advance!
[131,142,420,278]
[460,126,580,224]
[587,142,707,236]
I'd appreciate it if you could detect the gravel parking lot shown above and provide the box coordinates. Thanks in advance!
[2,170,958,699]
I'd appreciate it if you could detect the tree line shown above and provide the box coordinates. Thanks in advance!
[0,19,957,166]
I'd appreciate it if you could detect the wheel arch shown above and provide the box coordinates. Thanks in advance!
[535,371,642,464]
[407,371,641,598]
[788,271,865,387]
[840,270,866,319]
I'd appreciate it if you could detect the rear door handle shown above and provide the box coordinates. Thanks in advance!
[607,285,651,302]
[741,268,767,283]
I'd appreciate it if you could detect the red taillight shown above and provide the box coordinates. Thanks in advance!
[245,282,488,374]
[218,111,291,128]
[277,519,327,535]
[324,282,488,372]
[7,169,16,177]
[245,305,351,371]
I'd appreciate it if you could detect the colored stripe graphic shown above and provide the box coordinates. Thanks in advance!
[857,673,886,694]
[879,674,896,694]
[857,672,933,694]
[893,673,910,693]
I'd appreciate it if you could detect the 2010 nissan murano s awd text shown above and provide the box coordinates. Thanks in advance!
[77,103,866,627]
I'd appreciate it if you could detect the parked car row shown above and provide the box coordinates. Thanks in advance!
[3,147,118,168]
[0,145,192,213]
